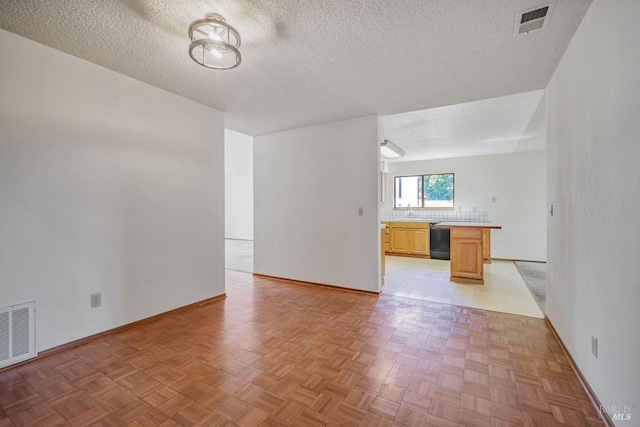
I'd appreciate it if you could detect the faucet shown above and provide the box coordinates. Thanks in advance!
[407,203,412,218]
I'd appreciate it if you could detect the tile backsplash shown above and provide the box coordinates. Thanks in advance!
[381,210,489,222]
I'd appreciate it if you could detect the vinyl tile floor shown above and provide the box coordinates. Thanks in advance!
[382,257,544,319]
[0,271,604,426]
[225,239,253,274]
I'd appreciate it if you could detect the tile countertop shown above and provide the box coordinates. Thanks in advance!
[381,218,445,223]
[433,222,502,229]
[380,219,491,224]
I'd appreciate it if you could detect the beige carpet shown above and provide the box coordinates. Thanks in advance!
[515,261,546,313]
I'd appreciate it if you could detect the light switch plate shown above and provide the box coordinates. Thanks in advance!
[358,207,364,216]
[591,335,598,357]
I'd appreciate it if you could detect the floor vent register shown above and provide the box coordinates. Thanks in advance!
[0,301,36,369]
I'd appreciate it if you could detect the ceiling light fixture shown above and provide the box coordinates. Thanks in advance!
[188,13,241,70]
[380,140,405,158]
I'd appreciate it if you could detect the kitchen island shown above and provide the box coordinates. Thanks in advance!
[434,222,502,285]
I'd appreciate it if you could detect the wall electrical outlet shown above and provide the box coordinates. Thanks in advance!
[91,293,102,308]
[591,335,598,358]
[492,196,497,203]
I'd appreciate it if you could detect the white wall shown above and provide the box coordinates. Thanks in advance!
[254,116,380,292]
[384,151,546,261]
[546,0,640,417]
[0,29,226,352]
[225,129,253,240]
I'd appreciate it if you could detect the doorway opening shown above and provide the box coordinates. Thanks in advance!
[224,129,254,274]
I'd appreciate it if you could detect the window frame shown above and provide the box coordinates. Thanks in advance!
[393,173,455,210]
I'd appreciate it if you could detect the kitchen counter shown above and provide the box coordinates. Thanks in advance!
[435,223,502,285]
[434,222,501,229]
[381,218,441,223]
[383,219,496,225]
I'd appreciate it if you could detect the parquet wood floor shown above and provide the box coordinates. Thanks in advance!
[0,271,604,426]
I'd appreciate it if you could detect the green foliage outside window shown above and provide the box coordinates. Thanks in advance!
[424,174,454,206]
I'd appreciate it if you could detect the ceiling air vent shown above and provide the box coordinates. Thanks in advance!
[514,3,554,36]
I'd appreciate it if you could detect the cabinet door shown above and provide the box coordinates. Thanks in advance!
[390,228,409,253]
[451,238,483,280]
[409,228,429,255]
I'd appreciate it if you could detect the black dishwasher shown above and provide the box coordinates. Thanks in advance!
[430,223,450,260]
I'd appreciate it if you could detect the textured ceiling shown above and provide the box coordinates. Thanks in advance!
[0,0,591,136]
[381,90,546,162]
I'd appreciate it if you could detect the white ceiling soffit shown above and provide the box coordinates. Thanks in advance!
[0,1,591,136]
[515,92,547,153]
[381,90,546,163]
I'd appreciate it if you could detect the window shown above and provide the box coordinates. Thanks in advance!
[394,173,454,209]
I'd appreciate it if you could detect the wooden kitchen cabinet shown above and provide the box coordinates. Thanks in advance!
[390,227,410,253]
[381,227,386,284]
[435,222,501,285]
[482,228,491,264]
[409,228,429,256]
[386,222,430,257]
[450,227,483,283]
[382,223,390,252]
